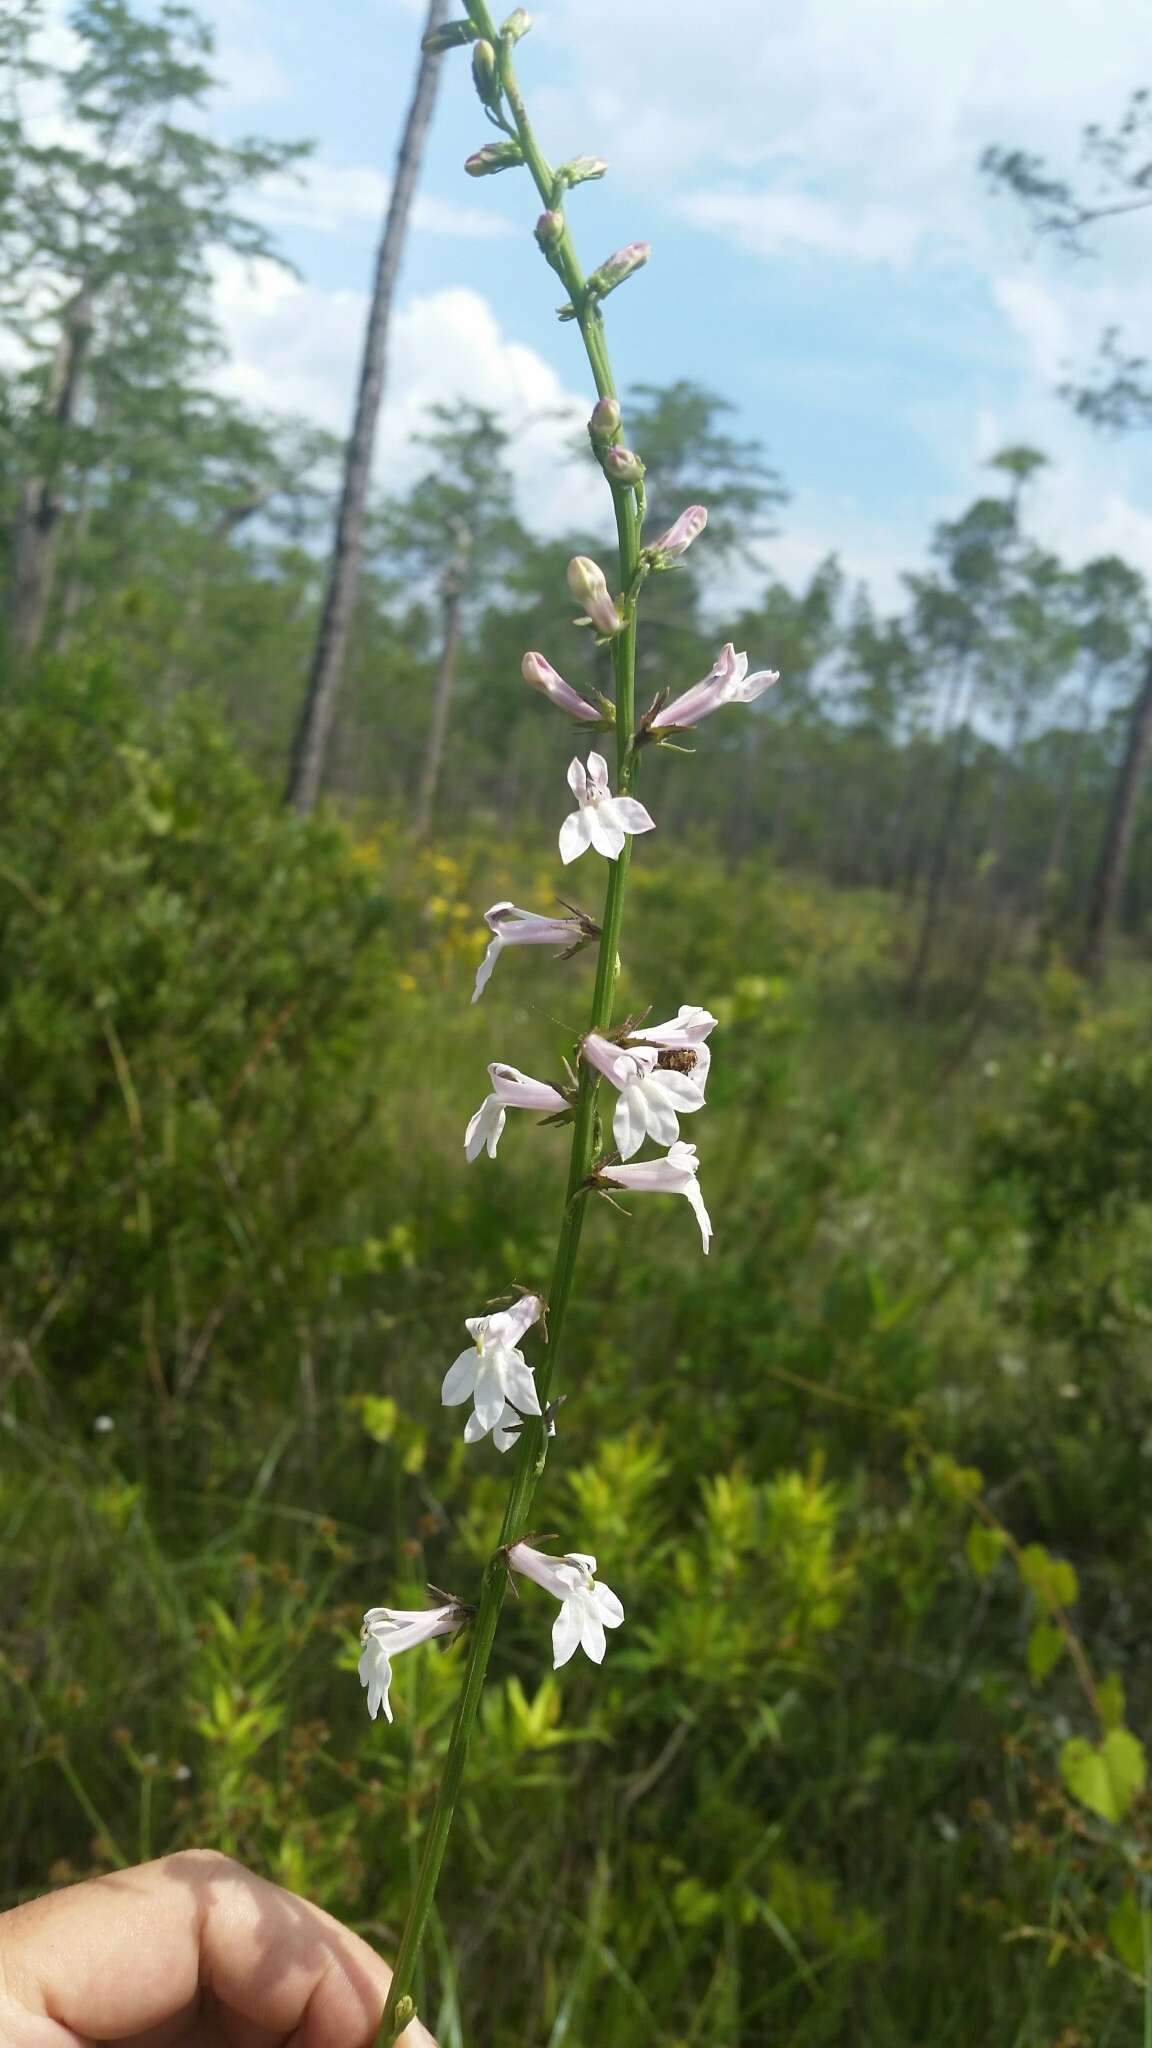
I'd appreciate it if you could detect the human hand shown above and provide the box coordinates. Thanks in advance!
[0,1850,437,2047]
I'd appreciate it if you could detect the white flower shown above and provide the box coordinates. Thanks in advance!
[472,900,594,1004]
[465,1063,569,1161]
[627,1002,718,1089]
[441,1293,544,1440]
[582,1030,707,1160]
[358,1602,465,1722]
[507,1541,625,1667]
[650,643,779,731]
[559,752,655,866]
[598,1139,713,1253]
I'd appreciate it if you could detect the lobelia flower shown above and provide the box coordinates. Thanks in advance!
[491,1399,558,1454]
[472,899,596,1004]
[582,1030,706,1160]
[650,642,780,732]
[522,650,601,722]
[359,1602,467,1722]
[646,504,708,562]
[507,1542,624,1667]
[465,1063,569,1160]
[586,240,650,298]
[441,1293,544,1440]
[627,1002,718,1088]
[597,1140,713,1254]
[566,555,623,638]
[601,444,645,488]
[559,752,655,866]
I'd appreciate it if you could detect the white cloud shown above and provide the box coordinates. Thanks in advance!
[253,162,515,240]
[678,189,926,269]
[209,257,604,534]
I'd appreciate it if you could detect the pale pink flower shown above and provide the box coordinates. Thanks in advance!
[566,556,623,638]
[465,1062,568,1161]
[522,651,601,722]
[598,1139,713,1253]
[359,1602,466,1722]
[647,505,708,561]
[650,643,779,732]
[472,900,593,1004]
[507,1542,625,1667]
[587,241,650,297]
[582,1030,706,1160]
[627,1004,718,1088]
[559,752,654,865]
[441,1294,544,1441]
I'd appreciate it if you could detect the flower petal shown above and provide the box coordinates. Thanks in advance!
[614,1082,649,1161]
[587,806,626,859]
[578,1598,607,1664]
[441,1349,478,1407]
[559,807,592,866]
[586,751,611,795]
[502,1354,542,1415]
[463,1408,488,1443]
[567,756,589,803]
[552,1599,582,1668]
[641,1084,681,1150]
[595,1581,625,1628]
[472,936,502,1004]
[465,1095,506,1161]
[473,1357,507,1432]
[607,795,655,837]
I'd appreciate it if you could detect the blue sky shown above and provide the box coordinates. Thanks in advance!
[194,0,1152,611]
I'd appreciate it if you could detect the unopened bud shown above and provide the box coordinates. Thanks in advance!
[501,7,532,39]
[588,396,621,446]
[392,1997,418,2030]
[647,504,709,562]
[566,555,623,639]
[587,240,650,299]
[602,444,645,487]
[557,155,608,189]
[422,18,477,51]
[471,38,499,104]
[535,209,564,251]
[464,141,524,177]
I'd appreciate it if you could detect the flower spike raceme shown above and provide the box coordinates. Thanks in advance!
[507,1543,625,1666]
[359,1602,470,1723]
[471,898,600,1003]
[559,751,655,865]
[465,1062,570,1161]
[367,9,755,2040]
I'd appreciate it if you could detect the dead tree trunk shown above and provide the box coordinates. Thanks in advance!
[414,533,469,838]
[1079,642,1152,981]
[285,0,448,813]
[8,287,94,658]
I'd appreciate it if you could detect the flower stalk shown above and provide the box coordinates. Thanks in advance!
[375,10,646,2037]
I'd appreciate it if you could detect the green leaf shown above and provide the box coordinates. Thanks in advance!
[1060,1728,1147,1823]
[966,1522,1005,1579]
[1018,1542,1079,1610]
[1026,1619,1065,1684]
[1108,1891,1147,1973]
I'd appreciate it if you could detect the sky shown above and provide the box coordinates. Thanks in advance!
[173,1,1152,609]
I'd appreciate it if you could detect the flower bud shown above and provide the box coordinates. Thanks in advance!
[587,241,650,299]
[464,140,524,177]
[647,504,709,562]
[557,154,608,188]
[500,7,532,39]
[601,444,645,488]
[567,556,623,639]
[471,38,499,105]
[588,396,621,446]
[535,209,564,251]
[422,18,477,52]
[522,650,601,721]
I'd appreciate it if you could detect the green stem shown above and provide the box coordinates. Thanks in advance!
[376,21,643,2042]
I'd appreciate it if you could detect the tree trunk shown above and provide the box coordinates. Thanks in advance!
[285,0,448,813]
[8,287,94,657]
[1079,642,1152,980]
[413,555,466,838]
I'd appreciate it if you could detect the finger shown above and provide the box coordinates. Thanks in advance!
[0,1850,437,2048]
